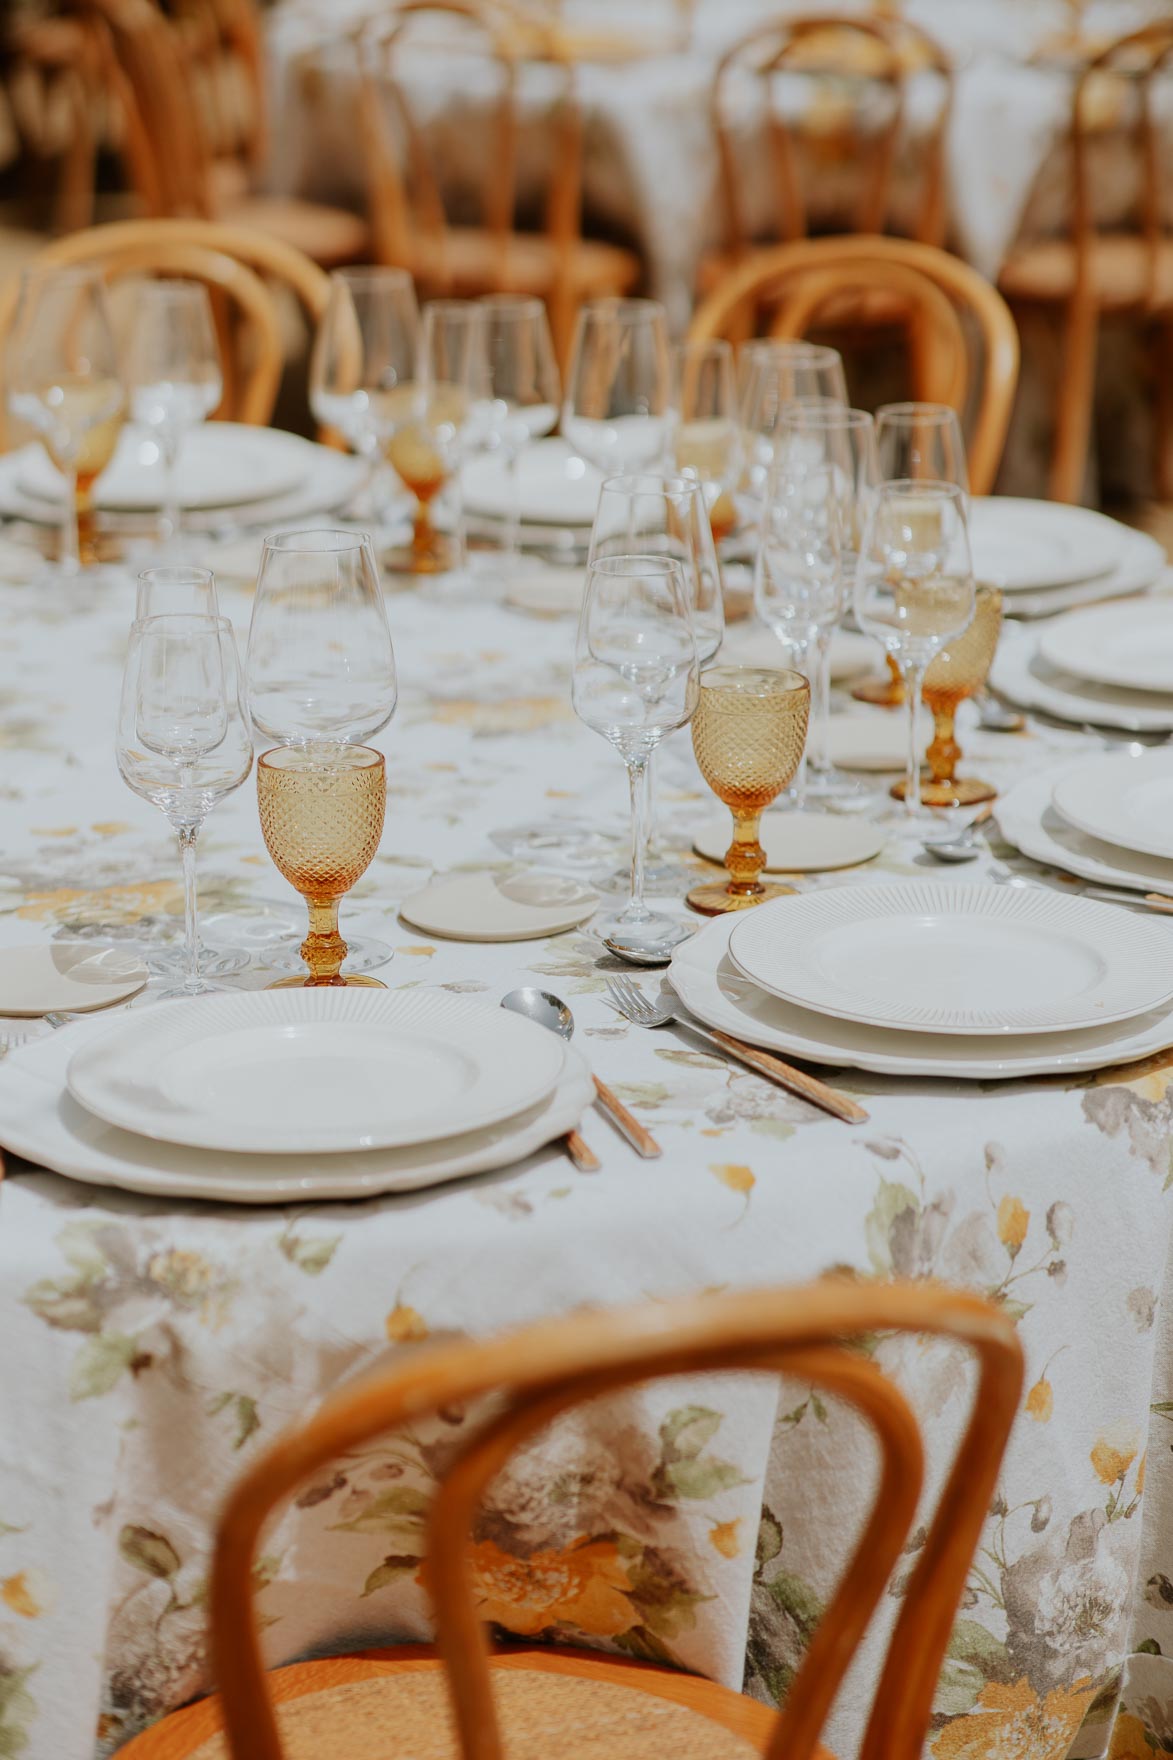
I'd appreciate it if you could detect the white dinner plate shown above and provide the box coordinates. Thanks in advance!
[989,626,1173,732]
[692,812,885,872]
[18,423,312,511]
[462,439,602,526]
[969,497,1126,592]
[0,1017,591,1203]
[716,623,879,683]
[669,912,1173,1080]
[996,764,1173,899]
[1053,750,1173,862]
[66,988,566,1154]
[1040,602,1173,696]
[0,943,147,1017]
[726,880,1173,1035]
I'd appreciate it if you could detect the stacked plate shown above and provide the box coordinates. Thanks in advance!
[998,748,1173,902]
[462,438,601,554]
[668,879,1173,1080]
[991,599,1173,732]
[970,499,1164,620]
[0,988,592,1202]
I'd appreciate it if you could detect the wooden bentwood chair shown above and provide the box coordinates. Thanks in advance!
[119,1281,1022,1760]
[690,236,1020,496]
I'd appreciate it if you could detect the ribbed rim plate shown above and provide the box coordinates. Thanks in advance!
[990,623,1173,733]
[969,497,1124,592]
[727,881,1173,1035]
[996,764,1173,899]
[1039,602,1173,696]
[67,988,566,1154]
[1053,750,1173,863]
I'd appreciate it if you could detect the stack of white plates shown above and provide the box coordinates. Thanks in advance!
[997,748,1173,901]
[668,880,1173,1080]
[970,499,1164,620]
[0,988,591,1202]
[462,438,601,551]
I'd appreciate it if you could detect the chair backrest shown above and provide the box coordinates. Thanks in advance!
[711,14,952,259]
[0,12,111,234]
[207,1280,1022,1760]
[689,236,1020,495]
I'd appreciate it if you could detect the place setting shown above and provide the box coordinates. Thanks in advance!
[990,597,1173,734]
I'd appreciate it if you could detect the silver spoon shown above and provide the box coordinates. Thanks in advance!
[500,987,660,1158]
[922,802,995,864]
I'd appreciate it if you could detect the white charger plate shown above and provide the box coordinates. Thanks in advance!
[669,912,1173,1080]
[18,424,312,511]
[462,439,602,526]
[1053,749,1173,862]
[726,880,1173,1035]
[67,988,566,1155]
[0,943,147,1017]
[717,624,879,683]
[0,1019,591,1203]
[969,497,1125,592]
[989,626,1173,732]
[1040,601,1173,696]
[996,764,1173,899]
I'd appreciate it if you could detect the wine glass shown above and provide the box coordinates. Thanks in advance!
[686,666,810,915]
[892,584,1004,810]
[670,339,741,545]
[572,555,699,963]
[136,565,218,620]
[738,340,847,500]
[386,299,487,574]
[257,744,387,989]
[309,266,420,536]
[854,402,969,707]
[854,480,976,818]
[116,615,253,997]
[562,298,670,475]
[6,266,123,574]
[125,281,222,548]
[474,294,560,574]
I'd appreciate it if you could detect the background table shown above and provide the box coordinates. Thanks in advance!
[3,556,1173,1760]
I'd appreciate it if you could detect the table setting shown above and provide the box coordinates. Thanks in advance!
[9,272,1173,1760]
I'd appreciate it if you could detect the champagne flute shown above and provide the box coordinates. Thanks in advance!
[562,298,670,475]
[475,294,560,574]
[892,584,1004,809]
[116,615,253,997]
[686,667,810,915]
[6,266,123,574]
[572,555,698,963]
[854,480,976,818]
[738,340,847,500]
[386,299,487,574]
[670,339,741,545]
[125,281,222,548]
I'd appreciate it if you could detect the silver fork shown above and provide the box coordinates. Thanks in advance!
[604,975,868,1124]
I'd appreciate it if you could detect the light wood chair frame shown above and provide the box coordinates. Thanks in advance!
[690,236,1020,496]
[202,1281,1021,1760]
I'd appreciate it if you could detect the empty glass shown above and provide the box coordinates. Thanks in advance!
[572,555,698,962]
[854,480,977,817]
[670,338,741,545]
[475,294,560,573]
[136,565,219,620]
[116,615,253,996]
[125,281,222,547]
[6,266,123,573]
[738,340,847,500]
[562,298,670,475]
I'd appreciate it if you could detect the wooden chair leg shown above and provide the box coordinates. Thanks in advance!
[1049,294,1099,504]
[1153,315,1173,503]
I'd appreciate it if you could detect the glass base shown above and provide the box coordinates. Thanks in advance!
[687,880,797,916]
[600,857,695,896]
[149,973,240,1000]
[851,674,905,708]
[199,900,305,952]
[148,944,250,980]
[258,934,395,979]
[597,908,692,966]
[804,766,880,812]
[891,775,998,808]
[266,973,387,989]
[490,820,619,869]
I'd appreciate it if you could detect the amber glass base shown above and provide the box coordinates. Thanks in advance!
[267,972,387,990]
[687,879,796,916]
[890,775,997,807]
[852,673,905,708]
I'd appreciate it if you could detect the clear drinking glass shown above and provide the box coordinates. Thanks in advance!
[854,480,977,818]
[6,266,124,574]
[385,299,487,574]
[116,615,253,997]
[562,298,670,475]
[475,294,560,572]
[136,565,219,620]
[125,281,222,547]
[572,555,699,963]
[670,338,741,545]
[737,340,847,500]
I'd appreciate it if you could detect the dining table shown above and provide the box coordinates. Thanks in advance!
[3,483,1173,1760]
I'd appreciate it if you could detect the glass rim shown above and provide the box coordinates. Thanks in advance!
[257,742,385,771]
[422,298,486,325]
[477,293,545,318]
[738,338,842,367]
[876,401,961,425]
[137,565,215,586]
[779,400,873,431]
[700,664,809,697]
[260,528,375,555]
[599,472,704,499]
[586,552,686,577]
[876,478,967,502]
[578,296,666,326]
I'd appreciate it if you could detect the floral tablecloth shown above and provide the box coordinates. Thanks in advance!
[5,555,1173,1760]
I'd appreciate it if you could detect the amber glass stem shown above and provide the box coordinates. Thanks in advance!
[725,811,767,899]
[412,491,436,563]
[925,697,961,785]
[301,895,348,986]
[61,470,80,572]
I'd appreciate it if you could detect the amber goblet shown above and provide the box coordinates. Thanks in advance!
[890,585,1003,807]
[257,745,386,988]
[687,666,810,915]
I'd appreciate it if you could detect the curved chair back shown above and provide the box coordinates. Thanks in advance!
[690,236,1020,495]
[207,1280,1022,1760]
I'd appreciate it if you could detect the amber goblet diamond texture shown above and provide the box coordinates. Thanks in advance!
[258,744,386,988]
[891,584,1004,809]
[687,666,810,915]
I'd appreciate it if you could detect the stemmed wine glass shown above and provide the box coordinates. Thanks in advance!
[738,340,847,500]
[125,281,222,549]
[116,614,253,997]
[386,300,487,575]
[6,266,124,574]
[854,480,976,818]
[309,266,420,539]
[562,298,670,475]
[670,339,741,545]
[474,294,560,577]
[572,555,699,963]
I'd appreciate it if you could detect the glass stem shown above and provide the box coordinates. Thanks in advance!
[811,626,834,773]
[792,638,811,810]
[61,472,80,572]
[503,445,521,563]
[903,659,929,817]
[160,433,181,544]
[627,754,650,922]
[177,822,201,990]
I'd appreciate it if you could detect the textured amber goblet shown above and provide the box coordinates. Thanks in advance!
[687,666,810,915]
[890,584,1003,808]
[257,745,386,988]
